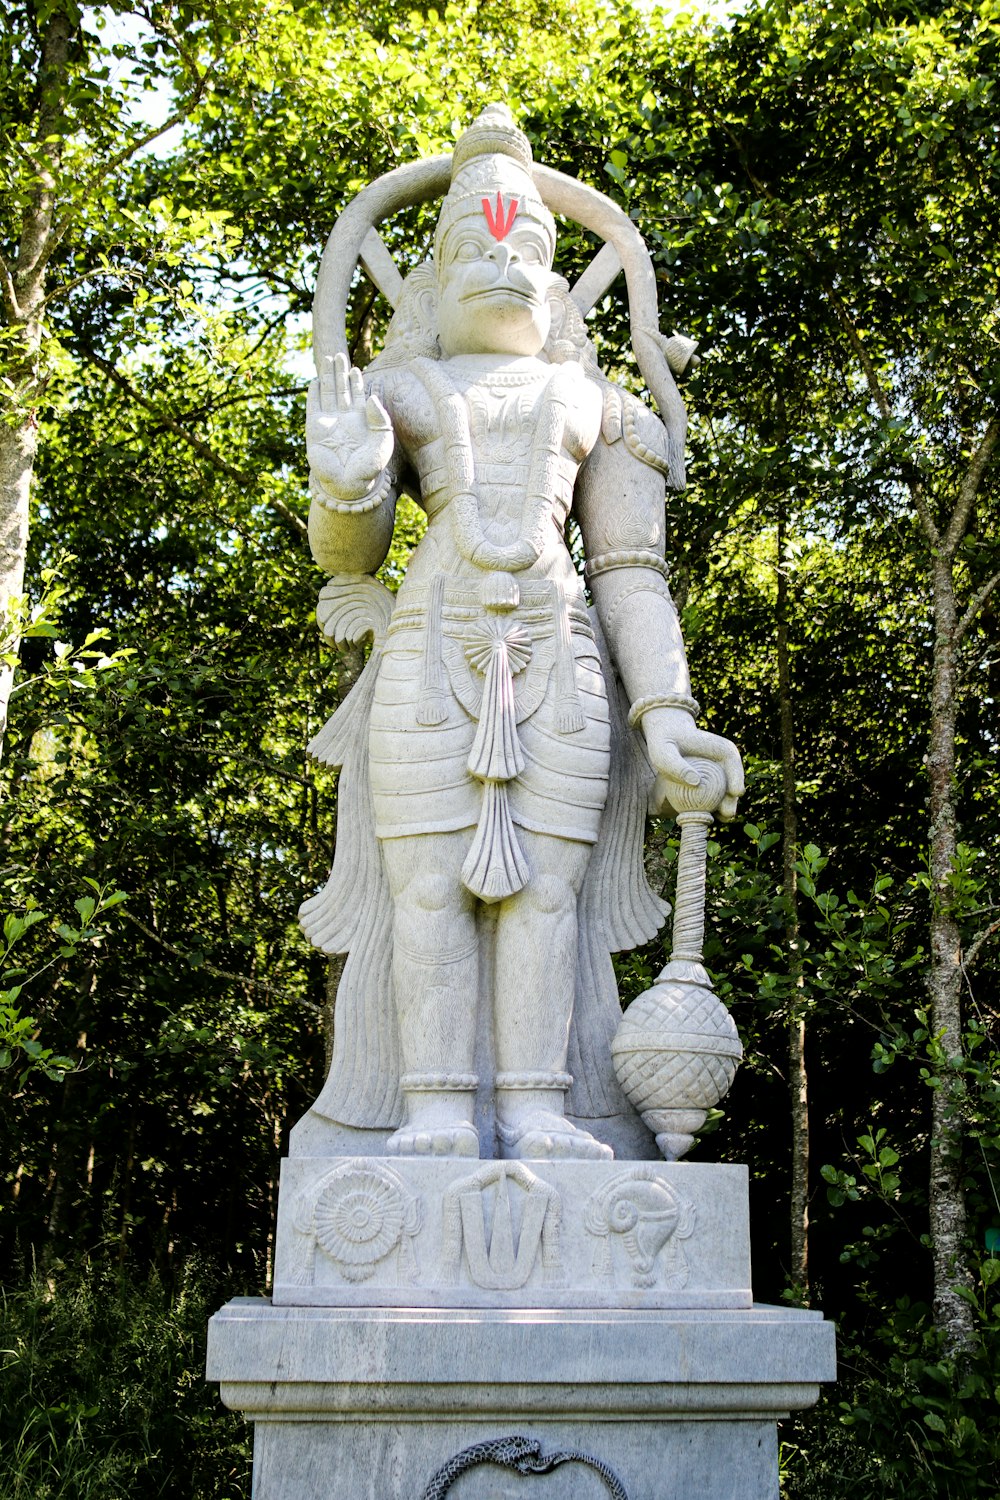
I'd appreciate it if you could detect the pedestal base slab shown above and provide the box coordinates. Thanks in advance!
[207,1299,836,1500]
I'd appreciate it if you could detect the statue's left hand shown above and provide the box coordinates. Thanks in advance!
[641,707,744,821]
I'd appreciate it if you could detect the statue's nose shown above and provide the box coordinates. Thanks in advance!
[487,242,519,272]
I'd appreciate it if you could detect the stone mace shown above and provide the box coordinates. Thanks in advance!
[612,757,743,1160]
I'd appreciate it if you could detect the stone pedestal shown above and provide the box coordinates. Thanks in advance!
[208,1156,835,1498]
[207,1298,835,1499]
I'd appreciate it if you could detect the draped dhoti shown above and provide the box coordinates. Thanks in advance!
[369,578,611,876]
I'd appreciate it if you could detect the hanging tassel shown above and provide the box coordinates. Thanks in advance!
[481,570,519,613]
[467,634,526,782]
[552,581,585,734]
[461,782,530,903]
[591,1234,613,1280]
[416,573,448,725]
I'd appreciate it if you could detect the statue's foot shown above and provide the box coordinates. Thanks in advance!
[497,1110,613,1162]
[386,1121,479,1158]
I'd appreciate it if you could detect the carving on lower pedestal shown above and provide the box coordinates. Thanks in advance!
[441,1162,562,1291]
[585,1166,695,1289]
[421,1435,630,1500]
[293,1161,421,1284]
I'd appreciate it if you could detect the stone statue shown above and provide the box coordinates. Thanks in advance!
[298,105,743,1165]
[209,114,833,1495]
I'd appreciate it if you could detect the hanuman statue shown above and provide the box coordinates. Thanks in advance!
[299,106,743,1164]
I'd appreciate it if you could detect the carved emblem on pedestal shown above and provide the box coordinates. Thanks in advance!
[441,1162,562,1291]
[294,1162,422,1284]
[421,1435,629,1500]
[584,1168,695,1289]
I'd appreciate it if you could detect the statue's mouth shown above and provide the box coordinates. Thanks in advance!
[461,285,537,304]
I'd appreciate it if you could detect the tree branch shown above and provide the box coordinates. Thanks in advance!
[964,918,1000,973]
[956,565,1000,644]
[78,345,308,540]
[0,255,23,321]
[120,908,319,1010]
[170,736,313,787]
[12,135,45,175]
[46,105,197,266]
[40,264,139,313]
[44,3,210,263]
[909,481,941,551]
[179,384,306,423]
[943,411,1000,557]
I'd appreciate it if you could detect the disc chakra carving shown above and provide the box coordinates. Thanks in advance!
[315,1172,402,1270]
[299,1164,421,1283]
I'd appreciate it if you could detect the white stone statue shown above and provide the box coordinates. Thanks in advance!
[298,106,743,1165]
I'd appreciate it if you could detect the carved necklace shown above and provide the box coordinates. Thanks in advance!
[412,357,582,574]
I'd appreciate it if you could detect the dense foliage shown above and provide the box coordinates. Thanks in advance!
[2,1,997,1496]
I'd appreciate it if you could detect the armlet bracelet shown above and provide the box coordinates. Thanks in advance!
[627,692,700,728]
[585,549,671,582]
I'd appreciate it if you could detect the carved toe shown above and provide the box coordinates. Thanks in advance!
[386,1123,479,1159]
[497,1111,613,1162]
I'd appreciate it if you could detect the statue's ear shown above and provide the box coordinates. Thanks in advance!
[544,280,598,371]
[407,261,440,340]
[546,276,571,338]
[370,261,440,366]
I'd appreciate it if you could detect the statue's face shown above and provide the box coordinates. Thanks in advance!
[436,208,554,358]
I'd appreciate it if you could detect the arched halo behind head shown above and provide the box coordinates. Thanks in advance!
[311,110,689,487]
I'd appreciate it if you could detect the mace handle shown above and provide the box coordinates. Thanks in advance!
[667,757,728,967]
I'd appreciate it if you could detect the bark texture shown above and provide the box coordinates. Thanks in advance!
[919,414,999,1356]
[777,506,809,1298]
[0,10,72,760]
[925,548,975,1355]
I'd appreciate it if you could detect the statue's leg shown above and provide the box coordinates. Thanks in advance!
[380,830,480,1158]
[492,828,613,1161]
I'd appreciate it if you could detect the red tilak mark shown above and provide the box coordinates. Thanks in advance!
[482,193,519,241]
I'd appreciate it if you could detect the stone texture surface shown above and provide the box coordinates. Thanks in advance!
[272,1157,751,1309]
[207,1299,835,1499]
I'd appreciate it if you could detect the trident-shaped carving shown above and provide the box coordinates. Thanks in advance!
[482,191,518,241]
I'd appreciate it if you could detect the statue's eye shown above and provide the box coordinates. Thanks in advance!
[453,240,482,262]
[520,245,544,265]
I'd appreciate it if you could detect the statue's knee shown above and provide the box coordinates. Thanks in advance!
[405,871,455,915]
[527,873,575,916]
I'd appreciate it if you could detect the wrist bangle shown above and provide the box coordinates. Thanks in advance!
[311,468,393,515]
[627,692,700,728]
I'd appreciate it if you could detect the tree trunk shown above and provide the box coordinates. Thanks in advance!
[777,505,809,1298]
[0,419,37,754]
[926,548,976,1355]
[0,9,71,762]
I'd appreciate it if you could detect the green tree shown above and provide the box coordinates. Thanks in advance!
[603,0,1000,1354]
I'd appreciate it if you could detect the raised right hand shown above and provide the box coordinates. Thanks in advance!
[306,352,394,502]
